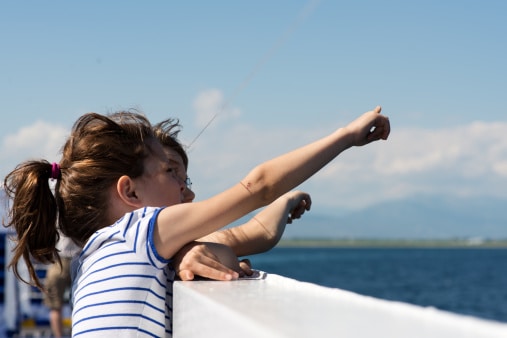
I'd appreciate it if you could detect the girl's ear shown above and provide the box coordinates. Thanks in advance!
[117,175,141,207]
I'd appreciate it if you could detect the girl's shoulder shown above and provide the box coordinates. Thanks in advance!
[81,206,165,257]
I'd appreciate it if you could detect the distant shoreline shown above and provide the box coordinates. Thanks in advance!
[278,238,507,248]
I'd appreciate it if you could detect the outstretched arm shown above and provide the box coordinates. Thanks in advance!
[155,106,390,259]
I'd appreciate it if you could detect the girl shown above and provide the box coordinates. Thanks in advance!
[3,106,390,337]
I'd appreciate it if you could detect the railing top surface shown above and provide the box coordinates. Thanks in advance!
[174,271,507,338]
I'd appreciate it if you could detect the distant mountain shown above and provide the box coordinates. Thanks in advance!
[282,195,507,240]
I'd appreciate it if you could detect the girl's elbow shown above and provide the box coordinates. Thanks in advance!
[243,166,277,204]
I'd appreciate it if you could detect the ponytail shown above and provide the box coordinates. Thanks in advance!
[3,160,60,290]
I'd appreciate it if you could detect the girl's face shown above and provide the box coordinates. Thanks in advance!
[135,139,187,207]
[162,147,195,203]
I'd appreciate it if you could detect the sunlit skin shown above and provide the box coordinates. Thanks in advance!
[129,106,390,280]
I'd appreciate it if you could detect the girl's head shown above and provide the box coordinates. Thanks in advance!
[3,110,182,288]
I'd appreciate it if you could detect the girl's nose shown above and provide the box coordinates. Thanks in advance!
[182,187,195,203]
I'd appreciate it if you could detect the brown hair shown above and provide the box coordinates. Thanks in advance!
[3,111,155,289]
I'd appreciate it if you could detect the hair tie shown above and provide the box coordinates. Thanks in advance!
[50,162,61,180]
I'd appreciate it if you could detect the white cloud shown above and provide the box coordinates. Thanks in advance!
[374,121,507,177]
[493,161,507,176]
[1,121,68,177]
[192,89,241,129]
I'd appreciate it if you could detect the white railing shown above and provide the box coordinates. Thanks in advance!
[173,271,507,338]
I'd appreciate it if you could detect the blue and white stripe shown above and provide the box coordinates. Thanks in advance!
[71,207,175,337]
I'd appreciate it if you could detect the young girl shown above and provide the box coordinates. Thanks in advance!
[3,107,390,337]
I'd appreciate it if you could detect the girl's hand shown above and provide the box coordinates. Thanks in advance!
[285,191,312,224]
[345,106,390,147]
[173,241,240,281]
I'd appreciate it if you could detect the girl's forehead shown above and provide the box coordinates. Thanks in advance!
[163,147,185,165]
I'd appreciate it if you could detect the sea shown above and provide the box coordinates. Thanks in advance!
[248,246,507,323]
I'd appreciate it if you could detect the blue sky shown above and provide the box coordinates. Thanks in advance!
[1,1,506,214]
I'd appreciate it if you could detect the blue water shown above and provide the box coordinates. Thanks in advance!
[249,247,507,323]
